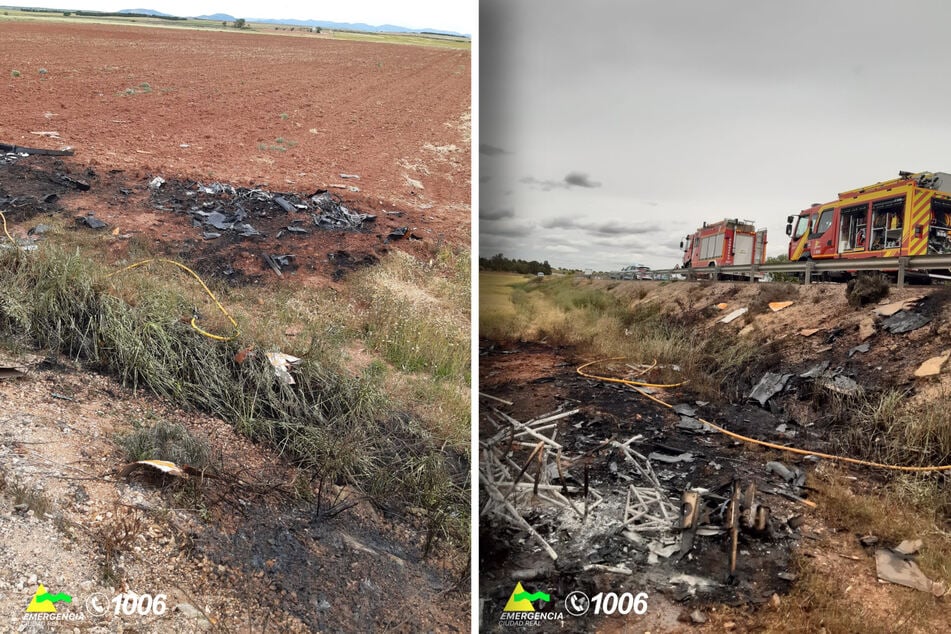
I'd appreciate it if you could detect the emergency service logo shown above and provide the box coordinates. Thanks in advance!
[25,585,72,613]
[22,583,85,622]
[498,582,564,627]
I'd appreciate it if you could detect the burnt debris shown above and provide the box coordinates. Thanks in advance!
[151,181,379,241]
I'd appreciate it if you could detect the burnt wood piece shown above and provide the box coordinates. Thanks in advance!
[0,143,74,156]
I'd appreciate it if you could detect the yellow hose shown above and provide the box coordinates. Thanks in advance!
[1,212,238,342]
[107,259,240,342]
[577,358,951,472]
[0,210,17,247]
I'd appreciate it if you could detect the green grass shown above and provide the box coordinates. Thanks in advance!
[737,467,951,633]
[478,272,769,400]
[352,249,470,381]
[0,245,468,546]
[116,418,213,469]
[478,271,530,340]
[834,388,951,468]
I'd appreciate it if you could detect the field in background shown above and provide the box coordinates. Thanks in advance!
[0,7,470,49]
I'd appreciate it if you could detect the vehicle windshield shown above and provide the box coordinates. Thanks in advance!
[792,215,810,239]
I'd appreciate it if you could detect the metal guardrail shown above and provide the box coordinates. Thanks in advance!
[641,253,951,288]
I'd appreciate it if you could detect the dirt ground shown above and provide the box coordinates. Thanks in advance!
[478,278,951,633]
[0,353,467,632]
[0,20,470,287]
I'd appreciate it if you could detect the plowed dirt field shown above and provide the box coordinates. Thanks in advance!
[0,20,470,285]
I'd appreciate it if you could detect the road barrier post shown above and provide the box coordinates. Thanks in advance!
[804,261,815,285]
[897,257,909,289]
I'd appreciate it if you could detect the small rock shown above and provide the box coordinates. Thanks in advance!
[174,603,212,630]
[770,593,781,608]
[690,609,707,624]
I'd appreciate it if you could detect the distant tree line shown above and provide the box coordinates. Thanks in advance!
[480,253,552,275]
[73,10,186,21]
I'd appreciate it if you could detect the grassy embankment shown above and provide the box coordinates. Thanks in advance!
[480,271,768,400]
[0,229,470,550]
[481,270,951,630]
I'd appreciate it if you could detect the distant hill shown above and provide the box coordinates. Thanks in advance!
[196,13,236,22]
[118,8,175,17]
[117,8,468,37]
[245,18,467,37]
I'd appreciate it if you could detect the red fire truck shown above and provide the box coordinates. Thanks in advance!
[787,171,951,265]
[681,218,768,269]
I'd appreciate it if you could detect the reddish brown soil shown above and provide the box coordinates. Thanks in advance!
[0,21,470,285]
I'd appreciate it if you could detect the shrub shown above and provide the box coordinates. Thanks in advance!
[846,272,889,307]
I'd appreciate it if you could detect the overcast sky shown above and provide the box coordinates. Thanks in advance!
[12,1,473,33]
[480,0,951,271]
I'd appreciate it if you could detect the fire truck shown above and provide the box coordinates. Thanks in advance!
[681,218,768,269]
[786,171,951,267]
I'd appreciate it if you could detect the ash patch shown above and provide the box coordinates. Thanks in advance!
[192,499,444,632]
[0,157,76,222]
[480,346,807,631]
[330,249,380,281]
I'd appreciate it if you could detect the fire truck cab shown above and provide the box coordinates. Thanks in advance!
[681,218,768,269]
[786,171,951,264]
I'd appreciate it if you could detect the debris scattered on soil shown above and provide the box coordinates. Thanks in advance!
[262,253,295,277]
[799,361,830,379]
[765,461,805,487]
[0,142,74,156]
[768,301,794,312]
[311,190,376,229]
[874,297,923,317]
[914,350,951,378]
[719,307,748,324]
[799,328,821,337]
[819,374,862,396]
[749,372,792,406]
[77,213,107,229]
[118,459,186,479]
[673,403,697,417]
[848,343,871,358]
[882,310,931,334]
[265,351,302,385]
[54,173,90,191]
[875,540,947,596]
